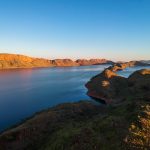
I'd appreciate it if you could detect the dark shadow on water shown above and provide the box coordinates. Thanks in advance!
[89,96,106,105]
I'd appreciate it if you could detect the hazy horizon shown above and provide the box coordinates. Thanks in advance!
[0,0,150,61]
[0,52,150,62]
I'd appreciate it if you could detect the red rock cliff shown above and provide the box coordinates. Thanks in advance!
[0,53,113,69]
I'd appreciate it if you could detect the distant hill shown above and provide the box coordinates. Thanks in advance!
[0,53,54,69]
[0,53,113,69]
[76,59,114,66]
[140,60,150,64]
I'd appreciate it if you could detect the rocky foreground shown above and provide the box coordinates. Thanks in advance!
[0,62,150,150]
[0,53,113,69]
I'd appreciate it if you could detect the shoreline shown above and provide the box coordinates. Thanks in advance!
[86,61,150,103]
[0,100,96,134]
[0,61,150,149]
[0,63,111,70]
[0,62,150,133]
[1,62,149,133]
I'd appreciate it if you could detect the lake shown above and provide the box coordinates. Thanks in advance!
[0,65,149,132]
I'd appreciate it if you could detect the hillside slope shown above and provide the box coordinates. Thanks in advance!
[0,54,54,69]
[0,53,113,69]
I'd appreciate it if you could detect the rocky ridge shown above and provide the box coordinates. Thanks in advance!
[86,62,150,104]
[108,61,149,72]
[0,54,113,69]
[75,59,113,66]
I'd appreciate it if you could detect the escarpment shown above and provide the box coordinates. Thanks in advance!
[1,53,149,70]
[0,53,113,69]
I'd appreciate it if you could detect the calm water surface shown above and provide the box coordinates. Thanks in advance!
[117,66,150,77]
[0,65,149,131]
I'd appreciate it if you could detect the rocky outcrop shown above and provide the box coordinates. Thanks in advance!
[76,59,113,66]
[0,54,113,69]
[128,69,150,98]
[86,69,129,103]
[86,68,150,104]
[108,61,150,72]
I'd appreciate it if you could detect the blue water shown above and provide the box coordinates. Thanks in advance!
[0,65,109,131]
[0,65,149,132]
[117,66,150,77]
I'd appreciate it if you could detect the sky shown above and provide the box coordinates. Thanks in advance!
[0,0,150,61]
